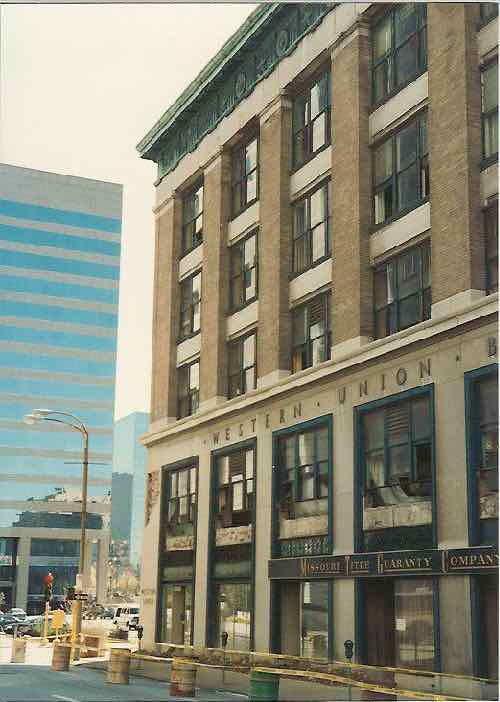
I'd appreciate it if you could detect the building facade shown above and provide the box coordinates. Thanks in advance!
[111,411,149,569]
[0,164,122,612]
[137,3,498,678]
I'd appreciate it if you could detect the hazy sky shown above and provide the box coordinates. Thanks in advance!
[0,2,255,420]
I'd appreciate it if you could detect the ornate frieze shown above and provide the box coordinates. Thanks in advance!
[145,4,333,178]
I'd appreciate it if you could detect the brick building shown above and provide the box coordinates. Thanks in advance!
[137,3,498,677]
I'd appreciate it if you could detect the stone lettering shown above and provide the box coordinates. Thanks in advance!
[213,432,220,445]
[280,409,285,423]
[251,418,257,433]
[294,403,302,418]
[396,368,407,386]
[239,424,244,437]
[225,428,231,441]
[488,336,497,357]
[265,414,270,429]
[381,373,386,391]
[419,359,431,378]
[359,380,368,398]
[338,387,346,404]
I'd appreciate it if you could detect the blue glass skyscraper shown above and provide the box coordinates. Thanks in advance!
[0,164,122,612]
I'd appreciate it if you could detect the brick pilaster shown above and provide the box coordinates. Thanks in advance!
[150,194,181,423]
[199,151,231,409]
[428,3,485,315]
[331,22,373,359]
[257,95,293,387]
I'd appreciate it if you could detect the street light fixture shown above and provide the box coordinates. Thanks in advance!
[23,408,89,653]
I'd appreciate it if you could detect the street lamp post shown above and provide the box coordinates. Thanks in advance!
[24,409,89,655]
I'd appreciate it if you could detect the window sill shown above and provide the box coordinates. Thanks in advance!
[371,198,430,234]
[180,241,203,260]
[370,69,428,114]
[228,297,258,317]
[290,141,331,176]
[289,253,331,281]
[177,330,201,345]
[230,197,259,223]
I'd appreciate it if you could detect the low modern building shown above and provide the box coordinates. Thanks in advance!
[0,164,122,612]
[137,2,498,679]
[111,411,149,569]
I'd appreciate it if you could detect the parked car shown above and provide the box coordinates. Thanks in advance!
[113,606,139,630]
[7,608,26,620]
[101,607,116,620]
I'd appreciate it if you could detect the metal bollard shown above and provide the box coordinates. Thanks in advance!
[52,643,71,671]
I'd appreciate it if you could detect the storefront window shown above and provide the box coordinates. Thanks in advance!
[214,582,251,651]
[159,583,192,645]
[359,392,434,551]
[469,370,498,545]
[300,581,328,659]
[394,579,435,670]
[363,578,435,670]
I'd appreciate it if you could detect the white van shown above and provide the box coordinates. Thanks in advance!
[113,605,139,630]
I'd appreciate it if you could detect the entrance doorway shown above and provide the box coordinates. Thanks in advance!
[363,578,435,670]
[478,575,499,679]
[159,583,193,645]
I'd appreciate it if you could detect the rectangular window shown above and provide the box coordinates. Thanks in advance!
[482,61,498,163]
[485,204,498,294]
[374,112,429,226]
[232,137,258,217]
[292,181,330,275]
[471,373,498,541]
[166,466,197,527]
[360,392,433,551]
[182,183,203,255]
[178,361,199,419]
[480,3,499,24]
[278,423,329,510]
[229,231,257,311]
[179,271,201,340]
[291,293,331,373]
[215,447,254,528]
[228,332,256,399]
[214,582,251,651]
[292,70,331,169]
[374,241,431,338]
[372,4,427,105]
[300,581,329,659]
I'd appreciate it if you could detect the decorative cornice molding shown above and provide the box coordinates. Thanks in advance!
[138,3,335,180]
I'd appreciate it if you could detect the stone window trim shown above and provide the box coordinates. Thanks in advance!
[478,2,499,29]
[291,291,332,374]
[181,180,204,257]
[373,239,431,339]
[165,464,198,528]
[231,135,259,219]
[177,359,200,420]
[481,57,499,169]
[371,109,429,230]
[371,3,428,110]
[228,229,258,314]
[178,269,202,343]
[291,67,331,173]
[290,179,331,279]
[484,201,498,295]
[227,330,257,400]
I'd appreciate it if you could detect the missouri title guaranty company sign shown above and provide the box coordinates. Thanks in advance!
[268,546,499,579]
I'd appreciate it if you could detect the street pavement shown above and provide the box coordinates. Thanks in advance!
[0,664,248,702]
[0,636,247,702]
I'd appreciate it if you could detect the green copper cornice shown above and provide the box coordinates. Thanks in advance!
[137,3,335,180]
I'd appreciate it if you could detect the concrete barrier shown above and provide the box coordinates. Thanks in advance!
[107,648,131,684]
[11,639,27,664]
